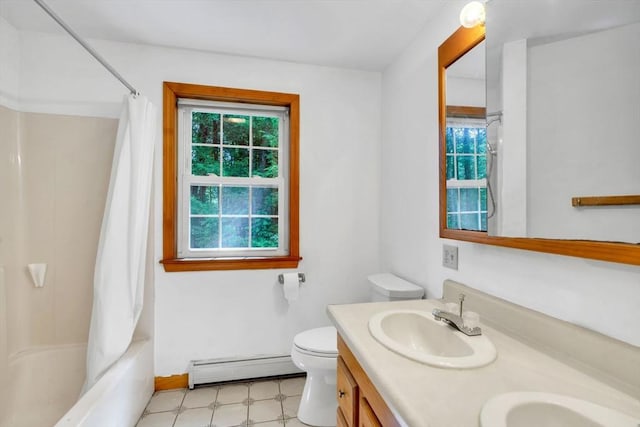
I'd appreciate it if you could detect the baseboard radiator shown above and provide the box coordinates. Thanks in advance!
[188,355,302,389]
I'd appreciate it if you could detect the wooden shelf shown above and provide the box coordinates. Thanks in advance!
[571,195,640,207]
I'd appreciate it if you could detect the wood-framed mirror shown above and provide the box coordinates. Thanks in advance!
[438,25,640,266]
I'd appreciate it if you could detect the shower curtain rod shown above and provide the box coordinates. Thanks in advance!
[33,0,139,96]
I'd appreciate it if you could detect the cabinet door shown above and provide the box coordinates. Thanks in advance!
[337,356,358,426]
[337,407,349,427]
[338,334,401,427]
[359,397,382,427]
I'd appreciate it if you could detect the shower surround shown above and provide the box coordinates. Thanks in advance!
[0,105,119,426]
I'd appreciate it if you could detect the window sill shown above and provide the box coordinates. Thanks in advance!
[160,256,302,272]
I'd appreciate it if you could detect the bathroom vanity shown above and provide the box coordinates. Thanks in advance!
[337,334,399,427]
[328,280,640,426]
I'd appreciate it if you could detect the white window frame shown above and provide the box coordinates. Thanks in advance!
[177,99,289,258]
[446,118,487,230]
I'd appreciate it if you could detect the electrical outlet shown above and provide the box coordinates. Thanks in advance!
[443,244,458,270]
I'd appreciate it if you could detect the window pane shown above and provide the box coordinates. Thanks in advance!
[191,186,219,215]
[252,187,278,215]
[192,146,220,176]
[480,188,487,211]
[468,128,479,153]
[456,128,475,154]
[222,147,249,177]
[447,188,459,213]
[252,218,278,248]
[460,213,479,230]
[446,155,455,180]
[223,115,249,146]
[460,188,479,212]
[222,186,249,215]
[190,217,219,249]
[448,214,459,229]
[480,214,487,231]
[192,112,220,144]
[477,129,487,154]
[253,116,279,148]
[456,156,476,180]
[446,127,454,153]
[252,149,278,178]
[477,154,487,179]
[453,128,463,153]
[221,217,249,248]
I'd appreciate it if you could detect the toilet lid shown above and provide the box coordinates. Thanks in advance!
[293,326,338,356]
[369,273,424,298]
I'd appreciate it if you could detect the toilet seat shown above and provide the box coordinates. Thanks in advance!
[293,326,337,357]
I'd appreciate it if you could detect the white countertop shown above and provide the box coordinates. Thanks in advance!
[328,299,640,427]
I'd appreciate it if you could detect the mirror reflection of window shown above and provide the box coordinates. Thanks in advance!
[439,21,640,265]
[444,37,487,232]
[445,115,487,231]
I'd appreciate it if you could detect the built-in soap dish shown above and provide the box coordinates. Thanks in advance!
[27,263,47,288]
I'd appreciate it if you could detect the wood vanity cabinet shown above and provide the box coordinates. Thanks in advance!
[337,334,401,427]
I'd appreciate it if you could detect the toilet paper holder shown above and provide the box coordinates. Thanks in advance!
[278,273,306,284]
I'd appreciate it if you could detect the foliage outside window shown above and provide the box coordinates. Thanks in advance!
[162,82,301,271]
[445,118,487,231]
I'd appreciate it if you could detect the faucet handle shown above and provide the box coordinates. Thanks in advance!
[458,293,465,317]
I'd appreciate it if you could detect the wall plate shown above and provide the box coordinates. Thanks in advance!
[443,245,458,270]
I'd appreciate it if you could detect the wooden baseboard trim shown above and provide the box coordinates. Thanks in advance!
[155,373,188,391]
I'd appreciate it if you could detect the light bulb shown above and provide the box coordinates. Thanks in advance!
[460,1,486,28]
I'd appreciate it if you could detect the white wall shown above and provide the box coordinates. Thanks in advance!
[16,30,381,375]
[446,76,485,107]
[381,2,640,347]
[495,39,528,237]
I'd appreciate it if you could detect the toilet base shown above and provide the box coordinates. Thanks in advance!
[296,369,337,426]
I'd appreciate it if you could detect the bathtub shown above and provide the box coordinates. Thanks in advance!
[55,339,153,427]
[7,342,87,427]
[5,339,153,427]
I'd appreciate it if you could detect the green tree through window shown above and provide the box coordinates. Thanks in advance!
[445,120,487,231]
[188,109,281,251]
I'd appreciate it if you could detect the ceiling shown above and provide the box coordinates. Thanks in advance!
[0,0,451,71]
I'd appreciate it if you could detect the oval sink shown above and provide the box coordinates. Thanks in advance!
[368,309,496,369]
[480,392,640,427]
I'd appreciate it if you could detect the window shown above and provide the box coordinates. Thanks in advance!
[179,101,286,257]
[162,82,301,271]
[445,106,487,231]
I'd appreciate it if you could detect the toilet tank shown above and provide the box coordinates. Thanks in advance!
[368,273,424,302]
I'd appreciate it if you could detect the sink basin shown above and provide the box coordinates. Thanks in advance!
[480,392,640,427]
[368,309,496,369]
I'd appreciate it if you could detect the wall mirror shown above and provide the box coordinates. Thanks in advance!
[438,1,640,266]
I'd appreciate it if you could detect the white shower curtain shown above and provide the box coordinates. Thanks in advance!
[83,94,156,391]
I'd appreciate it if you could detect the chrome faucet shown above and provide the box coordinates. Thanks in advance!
[432,293,482,336]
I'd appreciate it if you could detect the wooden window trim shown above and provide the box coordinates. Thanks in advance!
[446,105,486,119]
[161,82,301,272]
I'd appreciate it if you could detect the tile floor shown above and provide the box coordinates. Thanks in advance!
[137,376,310,427]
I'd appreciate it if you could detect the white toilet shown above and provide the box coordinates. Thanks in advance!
[290,273,424,426]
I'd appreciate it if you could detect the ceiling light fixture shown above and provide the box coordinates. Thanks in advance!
[459,1,486,28]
